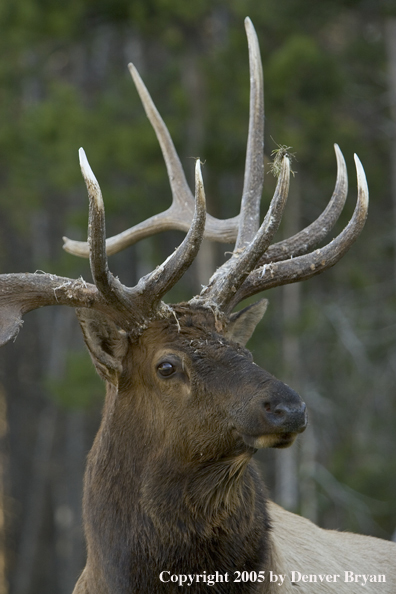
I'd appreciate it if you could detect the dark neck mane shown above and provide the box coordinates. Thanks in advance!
[82,387,272,593]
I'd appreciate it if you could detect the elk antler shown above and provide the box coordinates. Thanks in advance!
[193,145,368,314]
[80,148,206,317]
[61,19,265,257]
[63,19,353,270]
[0,155,206,345]
[0,18,369,347]
[223,154,368,314]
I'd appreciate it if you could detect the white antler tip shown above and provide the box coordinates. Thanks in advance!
[128,62,142,87]
[79,148,97,184]
[195,159,203,184]
[333,144,347,176]
[79,148,104,209]
[354,153,369,208]
[333,143,343,161]
[244,17,260,53]
[194,159,206,212]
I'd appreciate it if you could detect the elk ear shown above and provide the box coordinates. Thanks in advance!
[75,308,129,386]
[226,299,268,346]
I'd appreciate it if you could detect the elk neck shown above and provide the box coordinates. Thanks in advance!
[82,308,274,591]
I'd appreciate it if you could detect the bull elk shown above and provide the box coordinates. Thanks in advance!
[0,17,395,594]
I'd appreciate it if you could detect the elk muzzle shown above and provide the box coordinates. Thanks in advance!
[234,379,307,450]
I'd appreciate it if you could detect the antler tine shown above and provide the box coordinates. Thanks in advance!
[128,62,196,215]
[135,159,206,310]
[128,64,239,243]
[79,147,108,291]
[197,156,290,310]
[227,154,368,312]
[63,64,240,259]
[79,148,139,319]
[235,17,265,250]
[260,144,348,265]
[63,209,188,258]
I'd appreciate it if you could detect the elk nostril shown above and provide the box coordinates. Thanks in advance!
[263,402,288,415]
[273,403,288,416]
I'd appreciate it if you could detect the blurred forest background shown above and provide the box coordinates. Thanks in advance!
[0,0,396,592]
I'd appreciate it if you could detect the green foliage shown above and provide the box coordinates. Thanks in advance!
[0,0,84,43]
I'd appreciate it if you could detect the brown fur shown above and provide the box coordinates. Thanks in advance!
[71,304,395,593]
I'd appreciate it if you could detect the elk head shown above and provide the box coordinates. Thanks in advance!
[0,18,368,460]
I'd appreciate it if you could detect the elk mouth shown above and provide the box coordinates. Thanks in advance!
[241,430,302,450]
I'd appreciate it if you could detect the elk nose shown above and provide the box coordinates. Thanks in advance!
[263,400,307,433]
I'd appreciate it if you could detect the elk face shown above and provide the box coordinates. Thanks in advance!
[80,301,307,465]
[145,308,306,458]
[148,335,307,455]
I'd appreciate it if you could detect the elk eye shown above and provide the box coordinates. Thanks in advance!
[157,361,176,377]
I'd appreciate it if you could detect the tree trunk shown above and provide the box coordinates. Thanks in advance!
[12,307,73,594]
[275,176,302,512]
[52,409,86,594]
[12,406,57,594]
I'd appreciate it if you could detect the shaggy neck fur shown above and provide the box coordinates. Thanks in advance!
[82,384,271,593]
